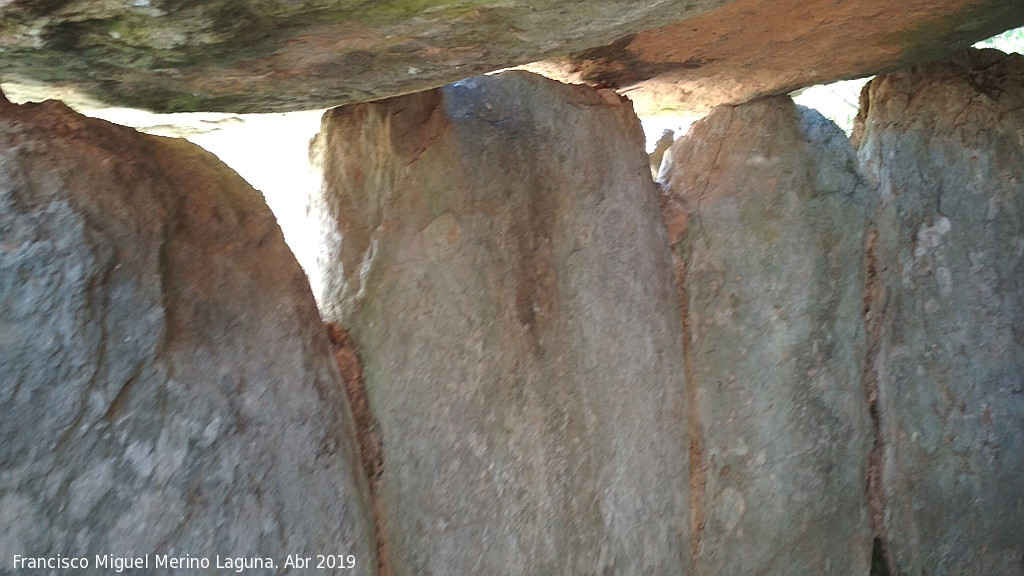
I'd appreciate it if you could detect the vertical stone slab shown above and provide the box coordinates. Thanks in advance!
[855,49,1024,576]
[311,71,690,576]
[0,97,376,574]
[660,96,872,575]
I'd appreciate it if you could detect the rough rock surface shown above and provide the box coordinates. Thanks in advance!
[528,0,1024,117]
[0,95,377,573]
[659,96,872,575]
[1,0,1022,114]
[311,71,690,576]
[855,49,1024,576]
[0,0,732,113]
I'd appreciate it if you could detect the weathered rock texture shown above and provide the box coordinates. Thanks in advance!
[0,0,733,113]
[0,0,1021,114]
[0,95,376,573]
[311,71,690,576]
[529,0,1024,117]
[855,49,1024,576]
[659,96,872,575]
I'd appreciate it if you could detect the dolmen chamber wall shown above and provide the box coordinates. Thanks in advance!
[309,71,691,576]
[1,48,1022,576]
[659,95,873,575]
[310,51,1024,575]
[854,49,1024,576]
[0,95,377,575]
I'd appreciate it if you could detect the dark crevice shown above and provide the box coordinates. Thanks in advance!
[682,254,705,576]
[659,186,704,575]
[862,230,895,576]
[326,322,390,576]
[569,33,711,88]
[871,537,892,576]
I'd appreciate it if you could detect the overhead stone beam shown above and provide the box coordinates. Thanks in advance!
[0,0,1021,114]
[0,0,733,113]
[527,0,1024,117]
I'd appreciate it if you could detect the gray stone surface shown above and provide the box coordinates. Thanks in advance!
[659,96,872,575]
[0,96,376,574]
[0,0,732,113]
[311,71,690,576]
[0,0,1020,115]
[855,49,1024,576]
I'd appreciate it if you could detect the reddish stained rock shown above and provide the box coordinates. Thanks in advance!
[528,0,1024,117]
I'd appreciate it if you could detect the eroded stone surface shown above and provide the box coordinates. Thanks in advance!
[528,0,1024,117]
[856,49,1024,576]
[0,96,376,573]
[1,0,1021,114]
[0,0,731,113]
[311,71,690,576]
[660,96,872,575]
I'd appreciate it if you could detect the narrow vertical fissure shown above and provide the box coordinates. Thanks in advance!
[661,191,704,576]
[680,255,706,576]
[862,231,893,576]
[326,323,390,576]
